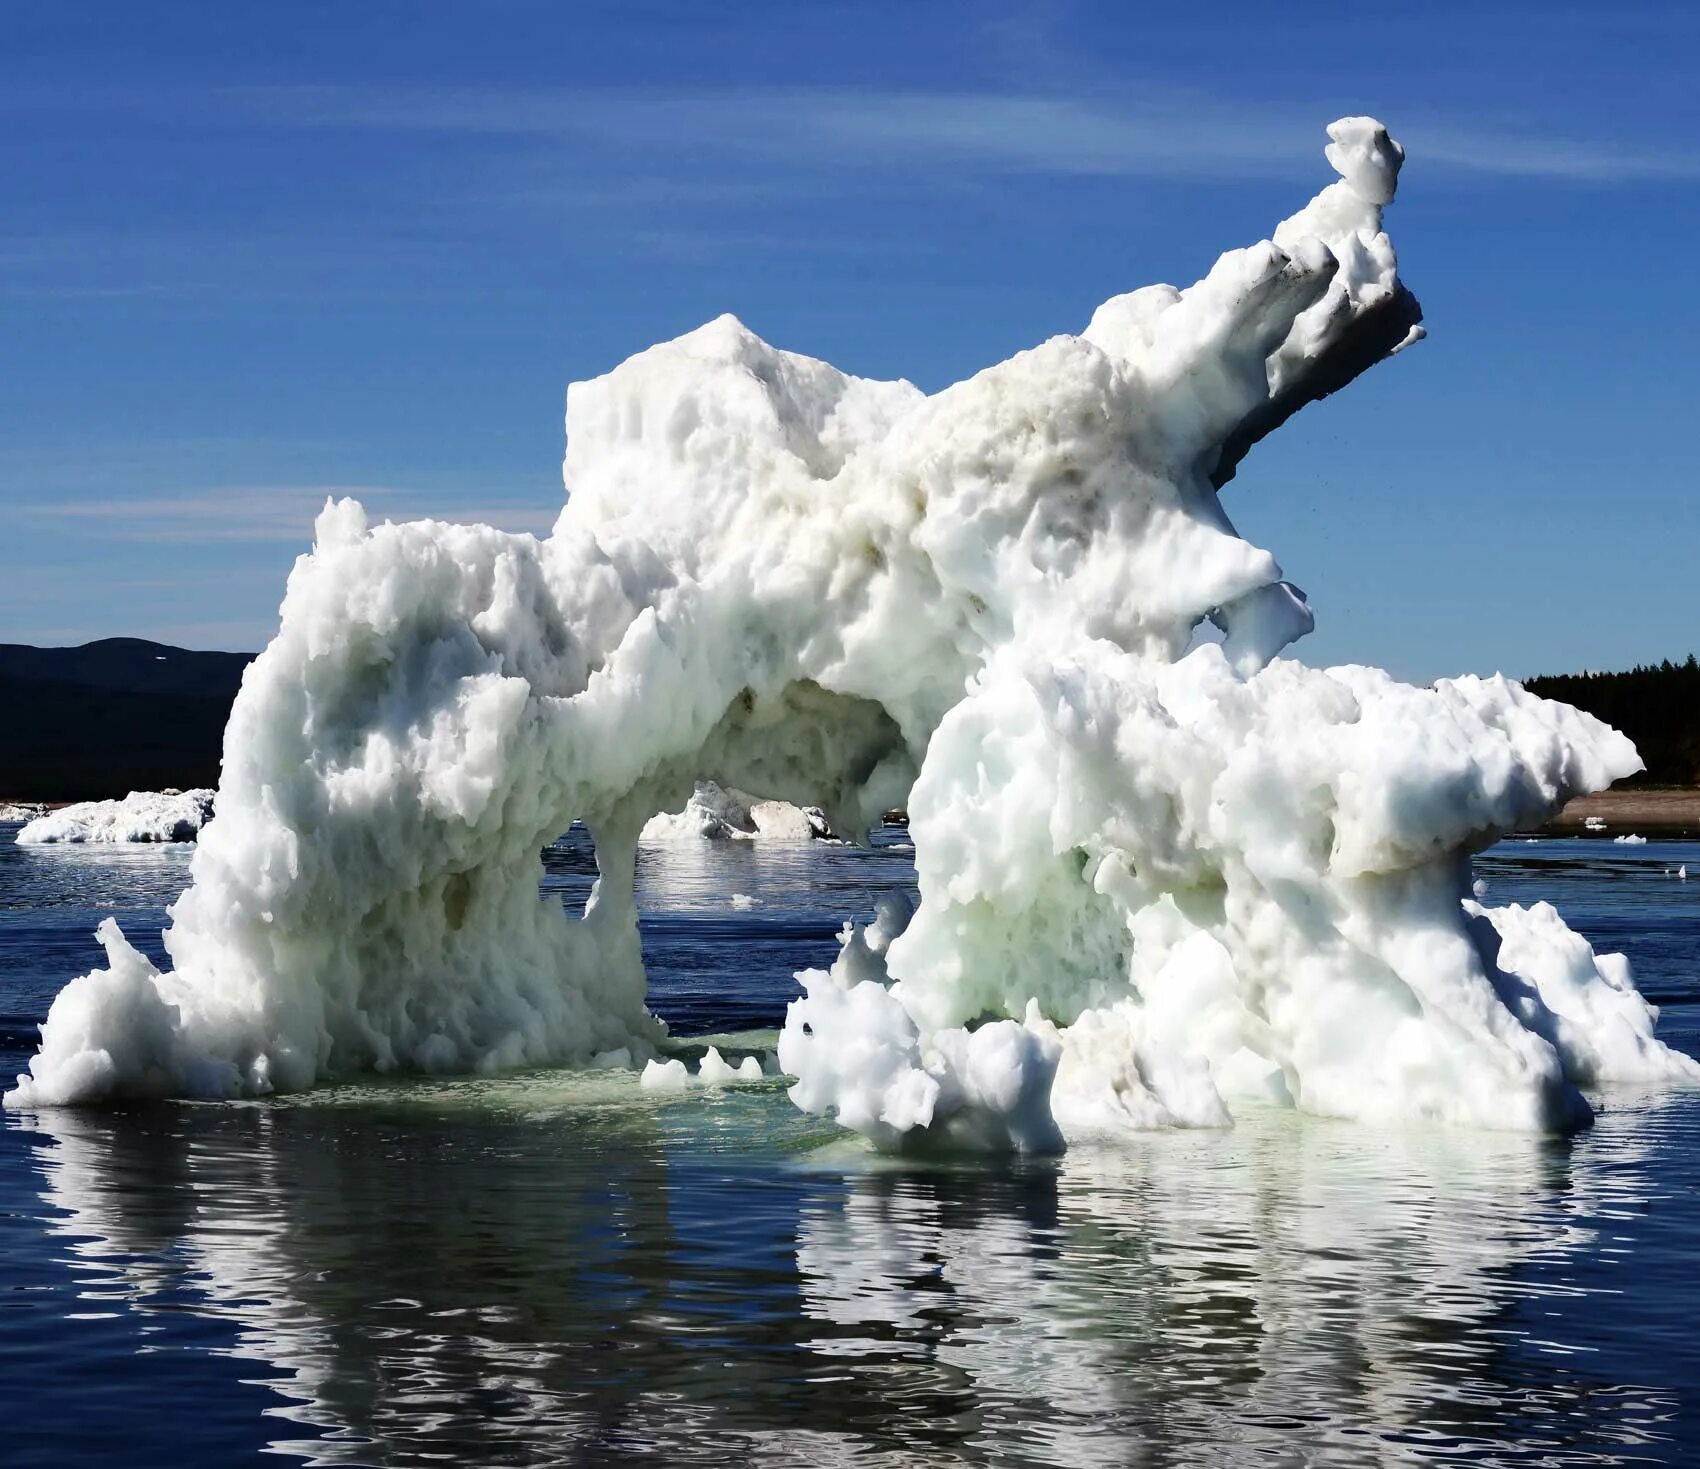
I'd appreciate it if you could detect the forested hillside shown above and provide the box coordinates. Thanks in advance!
[1525,655,1700,787]
[0,639,252,801]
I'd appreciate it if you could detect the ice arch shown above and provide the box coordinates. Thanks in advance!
[9,119,1696,1138]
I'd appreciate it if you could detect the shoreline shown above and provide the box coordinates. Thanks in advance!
[8,789,1700,838]
[1537,788,1700,838]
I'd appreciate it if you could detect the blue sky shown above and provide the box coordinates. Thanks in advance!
[3,0,1697,682]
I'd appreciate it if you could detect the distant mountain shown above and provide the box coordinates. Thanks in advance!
[1524,655,1700,788]
[0,639,253,801]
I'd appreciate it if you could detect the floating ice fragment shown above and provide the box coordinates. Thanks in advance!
[696,1046,764,1086]
[16,789,214,845]
[639,1059,689,1092]
[640,781,830,843]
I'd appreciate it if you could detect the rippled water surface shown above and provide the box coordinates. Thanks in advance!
[3,826,1699,1466]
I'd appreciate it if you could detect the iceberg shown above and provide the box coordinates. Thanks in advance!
[8,118,1695,1139]
[15,788,215,845]
[638,780,831,843]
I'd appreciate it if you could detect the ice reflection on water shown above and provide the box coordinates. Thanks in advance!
[12,1070,1699,1466]
[799,1104,1695,1465]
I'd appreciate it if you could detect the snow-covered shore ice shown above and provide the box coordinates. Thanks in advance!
[8,117,1696,1145]
[15,789,215,845]
[638,780,830,843]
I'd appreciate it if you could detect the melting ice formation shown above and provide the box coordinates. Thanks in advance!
[15,789,216,845]
[638,780,831,843]
[7,118,1697,1142]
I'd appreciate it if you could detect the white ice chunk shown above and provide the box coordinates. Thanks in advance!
[639,1058,689,1091]
[1323,115,1404,206]
[6,919,245,1107]
[1469,900,1700,1087]
[16,789,215,845]
[695,1046,764,1086]
[639,780,830,843]
[1212,580,1314,675]
[9,117,1690,1146]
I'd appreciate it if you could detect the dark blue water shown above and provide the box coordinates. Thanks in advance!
[3,826,1699,1466]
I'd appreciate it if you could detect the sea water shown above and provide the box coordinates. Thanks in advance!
[2,824,1698,1466]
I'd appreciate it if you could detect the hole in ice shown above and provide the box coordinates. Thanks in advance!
[443,872,471,931]
[1187,616,1227,654]
[539,821,598,919]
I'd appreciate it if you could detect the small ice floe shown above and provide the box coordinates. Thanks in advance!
[1667,865,1689,880]
[695,1045,764,1086]
[1583,816,1607,831]
[1472,878,1488,898]
[640,781,832,843]
[16,788,214,844]
[639,1048,765,1092]
[1614,834,1648,845]
[639,1058,689,1091]
[730,892,759,910]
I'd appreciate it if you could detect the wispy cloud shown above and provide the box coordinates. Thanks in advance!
[17,485,558,542]
[207,83,1347,191]
[0,228,506,304]
[223,83,1310,176]
[1405,127,1700,182]
[8,71,1696,187]
[15,78,1695,185]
